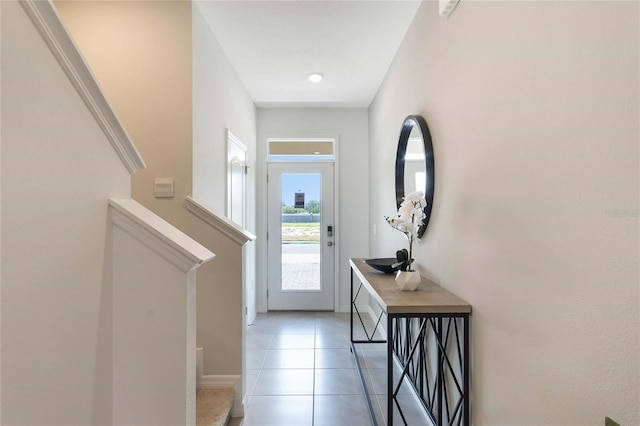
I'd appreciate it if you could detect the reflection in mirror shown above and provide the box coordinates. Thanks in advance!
[404,124,426,196]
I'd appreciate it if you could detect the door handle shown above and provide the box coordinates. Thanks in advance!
[327,241,333,247]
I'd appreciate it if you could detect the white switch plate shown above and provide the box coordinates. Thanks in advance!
[154,177,175,198]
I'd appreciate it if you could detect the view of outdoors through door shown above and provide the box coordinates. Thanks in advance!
[281,173,321,291]
[267,161,334,311]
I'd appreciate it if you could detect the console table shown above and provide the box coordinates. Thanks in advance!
[349,258,472,426]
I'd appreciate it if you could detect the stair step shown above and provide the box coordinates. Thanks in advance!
[196,387,235,426]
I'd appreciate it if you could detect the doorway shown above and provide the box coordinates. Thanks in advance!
[227,130,247,228]
[267,162,335,310]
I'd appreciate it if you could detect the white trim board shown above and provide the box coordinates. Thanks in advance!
[185,196,256,246]
[226,129,248,226]
[109,198,215,272]
[19,0,146,174]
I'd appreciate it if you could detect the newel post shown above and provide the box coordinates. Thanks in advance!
[108,199,215,425]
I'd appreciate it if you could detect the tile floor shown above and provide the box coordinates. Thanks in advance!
[232,311,429,426]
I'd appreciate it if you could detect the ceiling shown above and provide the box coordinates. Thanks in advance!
[196,0,421,108]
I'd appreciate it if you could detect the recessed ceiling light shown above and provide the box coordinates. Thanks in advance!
[308,73,324,83]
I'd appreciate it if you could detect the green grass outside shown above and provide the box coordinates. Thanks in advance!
[281,222,320,228]
[281,222,320,242]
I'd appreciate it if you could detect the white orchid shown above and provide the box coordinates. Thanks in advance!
[385,191,427,272]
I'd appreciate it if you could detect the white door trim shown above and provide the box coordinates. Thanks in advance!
[266,162,335,310]
[226,129,247,227]
[256,133,340,314]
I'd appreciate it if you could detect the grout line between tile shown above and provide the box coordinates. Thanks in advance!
[247,312,378,426]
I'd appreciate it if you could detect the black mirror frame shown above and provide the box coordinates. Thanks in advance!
[395,115,435,238]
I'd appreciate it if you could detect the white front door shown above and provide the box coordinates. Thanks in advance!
[267,162,335,310]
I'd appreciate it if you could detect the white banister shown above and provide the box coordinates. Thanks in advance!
[110,199,213,271]
[184,196,256,417]
[185,196,256,246]
[19,0,146,174]
[108,199,214,425]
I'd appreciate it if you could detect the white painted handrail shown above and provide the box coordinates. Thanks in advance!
[110,198,214,271]
[185,196,256,246]
[19,0,146,174]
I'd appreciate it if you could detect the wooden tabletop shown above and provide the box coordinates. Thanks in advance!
[350,258,472,315]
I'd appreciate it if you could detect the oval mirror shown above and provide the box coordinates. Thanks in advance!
[395,115,434,238]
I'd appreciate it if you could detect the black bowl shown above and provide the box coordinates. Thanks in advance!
[364,258,399,274]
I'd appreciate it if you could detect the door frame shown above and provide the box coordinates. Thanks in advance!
[266,162,335,310]
[257,134,340,313]
[226,129,247,227]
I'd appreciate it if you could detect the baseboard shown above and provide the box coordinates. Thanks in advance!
[199,375,244,417]
[243,394,251,418]
[196,348,203,388]
[247,309,257,327]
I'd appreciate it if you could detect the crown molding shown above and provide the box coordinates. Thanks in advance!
[19,0,146,174]
[109,199,215,273]
[185,197,257,247]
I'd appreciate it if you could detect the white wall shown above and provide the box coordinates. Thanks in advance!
[369,1,639,425]
[193,3,256,216]
[1,1,131,423]
[256,108,369,312]
[112,229,197,425]
[192,2,258,327]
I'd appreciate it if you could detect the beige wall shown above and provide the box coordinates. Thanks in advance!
[1,1,131,423]
[55,0,193,231]
[369,1,639,424]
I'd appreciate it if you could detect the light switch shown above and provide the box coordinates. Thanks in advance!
[154,177,174,198]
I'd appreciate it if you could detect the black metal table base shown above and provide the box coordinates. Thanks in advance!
[350,267,470,426]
